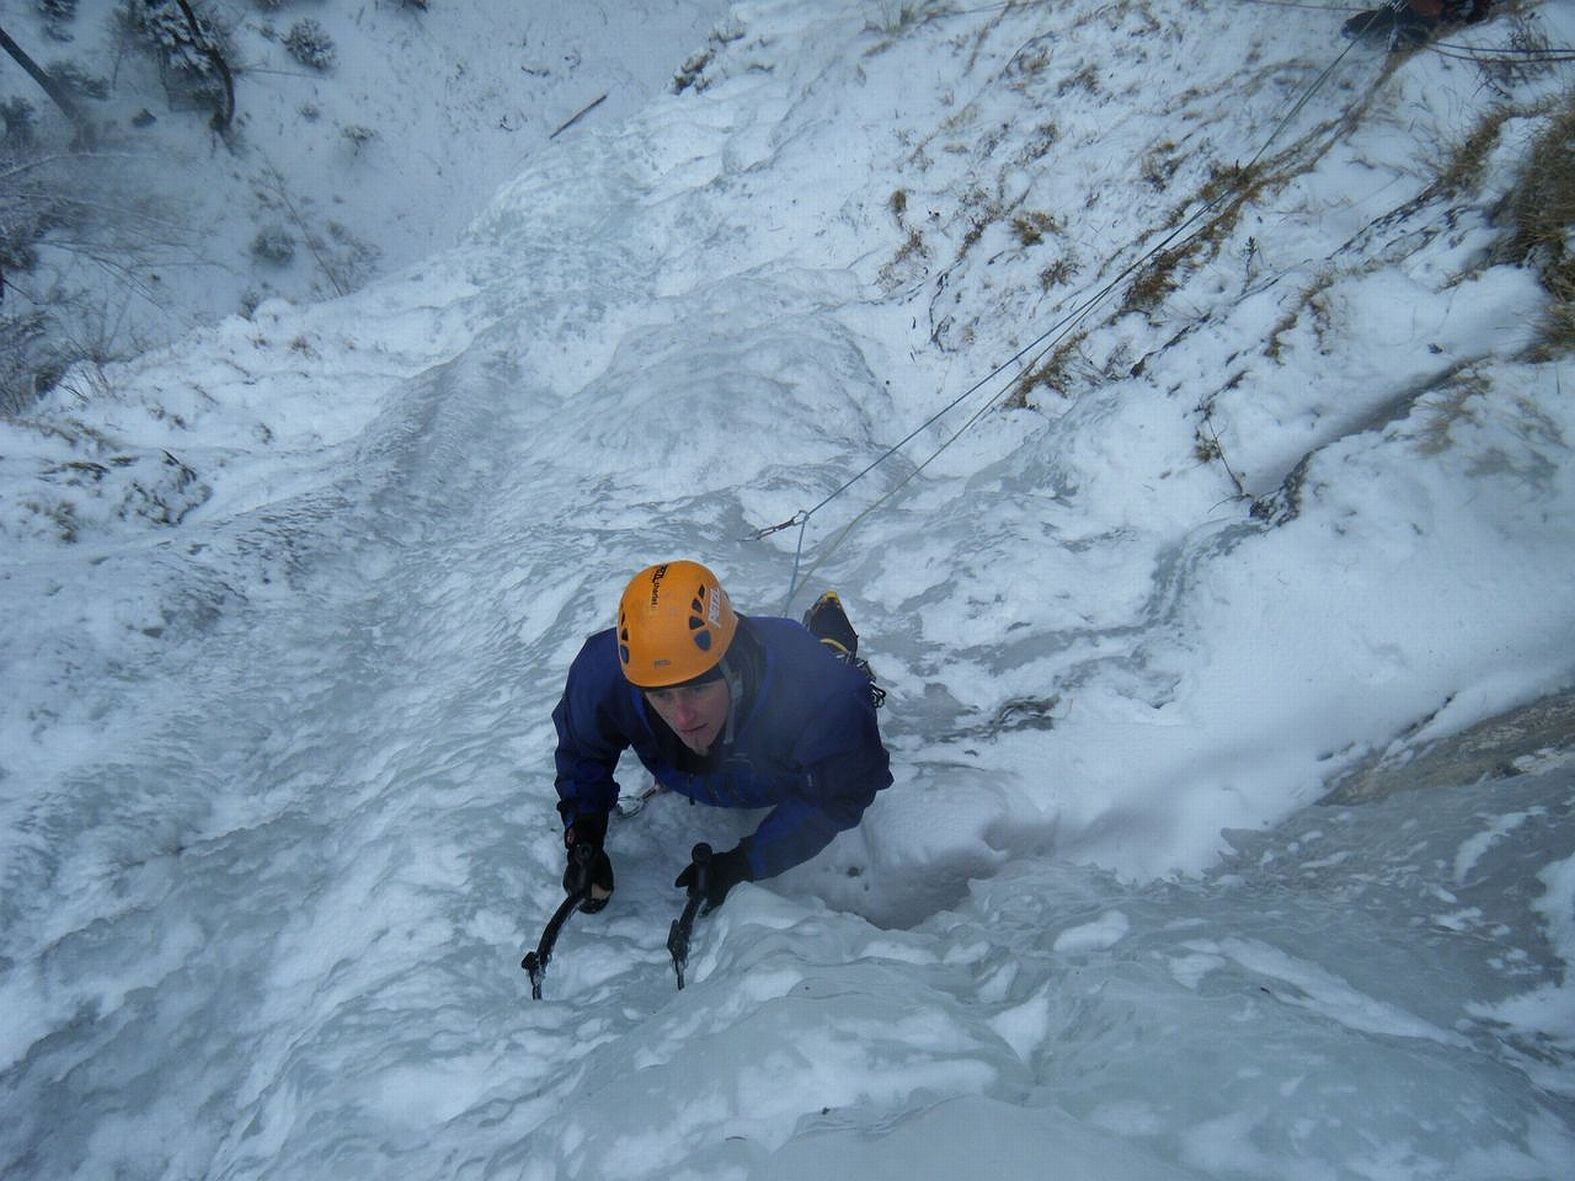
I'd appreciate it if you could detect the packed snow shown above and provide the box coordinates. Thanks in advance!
[3,0,1574,1177]
[0,0,732,387]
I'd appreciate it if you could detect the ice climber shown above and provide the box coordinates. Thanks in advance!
[551,560,891,915]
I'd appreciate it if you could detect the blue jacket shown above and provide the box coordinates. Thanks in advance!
[552,616,891,879]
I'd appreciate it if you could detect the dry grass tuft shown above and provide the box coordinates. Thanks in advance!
[1121,246,1184,315]
[1435,108,1514,198]
[1039,257,1079,292]
[1496,90,1575,357]
[1011,210,1061,247]
[1415,370,1492,457]
[1004,333,1089,409]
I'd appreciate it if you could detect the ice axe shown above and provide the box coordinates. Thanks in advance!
[667,842,713,991]
[521,842,595,1000]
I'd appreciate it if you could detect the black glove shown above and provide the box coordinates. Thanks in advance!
[563,818,614,913]
[674,842,754,913]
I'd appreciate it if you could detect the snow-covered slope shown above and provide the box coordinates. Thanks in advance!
[3,0,1574,1176]
[0,0,730,378]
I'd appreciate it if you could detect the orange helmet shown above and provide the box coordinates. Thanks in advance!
[616,561,739,688]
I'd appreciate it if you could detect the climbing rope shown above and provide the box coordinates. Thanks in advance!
[755,0,1544,610]
[1428,40,1575,62]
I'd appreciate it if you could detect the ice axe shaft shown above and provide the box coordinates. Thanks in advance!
[521,843,595,1000]
[667,842,713,991]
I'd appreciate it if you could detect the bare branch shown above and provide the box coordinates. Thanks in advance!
[0,24,93,145]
